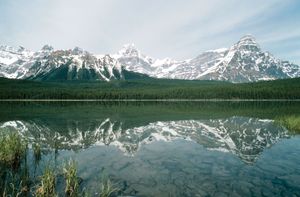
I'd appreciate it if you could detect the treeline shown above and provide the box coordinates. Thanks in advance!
[0,77,299,99]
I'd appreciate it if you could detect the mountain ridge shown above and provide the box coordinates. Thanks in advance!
[0,45,125,81]
[117,35,300,82]
[1,35,299,82]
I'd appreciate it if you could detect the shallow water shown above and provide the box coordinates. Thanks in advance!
[0,101,300,196]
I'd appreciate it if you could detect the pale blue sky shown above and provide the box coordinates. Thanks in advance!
[0,0,299,63]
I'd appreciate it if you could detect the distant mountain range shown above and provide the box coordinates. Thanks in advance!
[1,35,299,83]
[0,45,124,81]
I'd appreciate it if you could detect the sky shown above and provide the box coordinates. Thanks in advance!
[0,0,300,64]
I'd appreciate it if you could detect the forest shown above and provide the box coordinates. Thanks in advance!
[0,77,299,100]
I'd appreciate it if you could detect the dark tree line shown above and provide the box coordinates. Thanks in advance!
[0,77,299,100]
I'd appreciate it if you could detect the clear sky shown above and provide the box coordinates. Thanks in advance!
[0,0,299,64]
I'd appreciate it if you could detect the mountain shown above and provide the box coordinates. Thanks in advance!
[115,35,300,83]
[0,116,289,164]
[1,35,299,82]
[0,45,35,79]
[0,45,124,81]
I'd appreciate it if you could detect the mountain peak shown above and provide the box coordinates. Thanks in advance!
[17,46,26,52]
[239,34,256,41]
[41,44,54,51]
[118,43,141,57]
[0,45,26,53]
[72,46,84,55]
[235,35,260,51]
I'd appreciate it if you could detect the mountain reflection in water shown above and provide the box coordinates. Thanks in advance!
[0,116,289,164]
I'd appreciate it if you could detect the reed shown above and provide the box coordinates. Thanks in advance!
[1,172,28,197]
[35,167,57,197]
[276,115,300,134]
[63,160,79,197]
[0,131,27,169]
[99,178,118,197]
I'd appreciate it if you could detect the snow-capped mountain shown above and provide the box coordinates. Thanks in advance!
[115,35,300,82]
[0,116,289,163]
[1,35,299,82]
[0,45,124,81]
[0,45,35,79]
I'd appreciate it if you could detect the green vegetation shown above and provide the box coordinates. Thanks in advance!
[100,179,119,197]
[0,131,29,196]
[35,167,57,197]
[1,171,30,197]
[0,131,27,168]
[0,77,299,99]
[276,115,300,134]
[63,160,79,196]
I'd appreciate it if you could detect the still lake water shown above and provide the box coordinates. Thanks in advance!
[0,101,300,197]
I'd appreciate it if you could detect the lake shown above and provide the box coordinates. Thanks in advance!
[0,101,300,197]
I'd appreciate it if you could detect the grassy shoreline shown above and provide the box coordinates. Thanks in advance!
[276,115,300,134]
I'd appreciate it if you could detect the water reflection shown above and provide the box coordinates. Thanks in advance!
[0,102,299,196]
[0,116,289,164]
